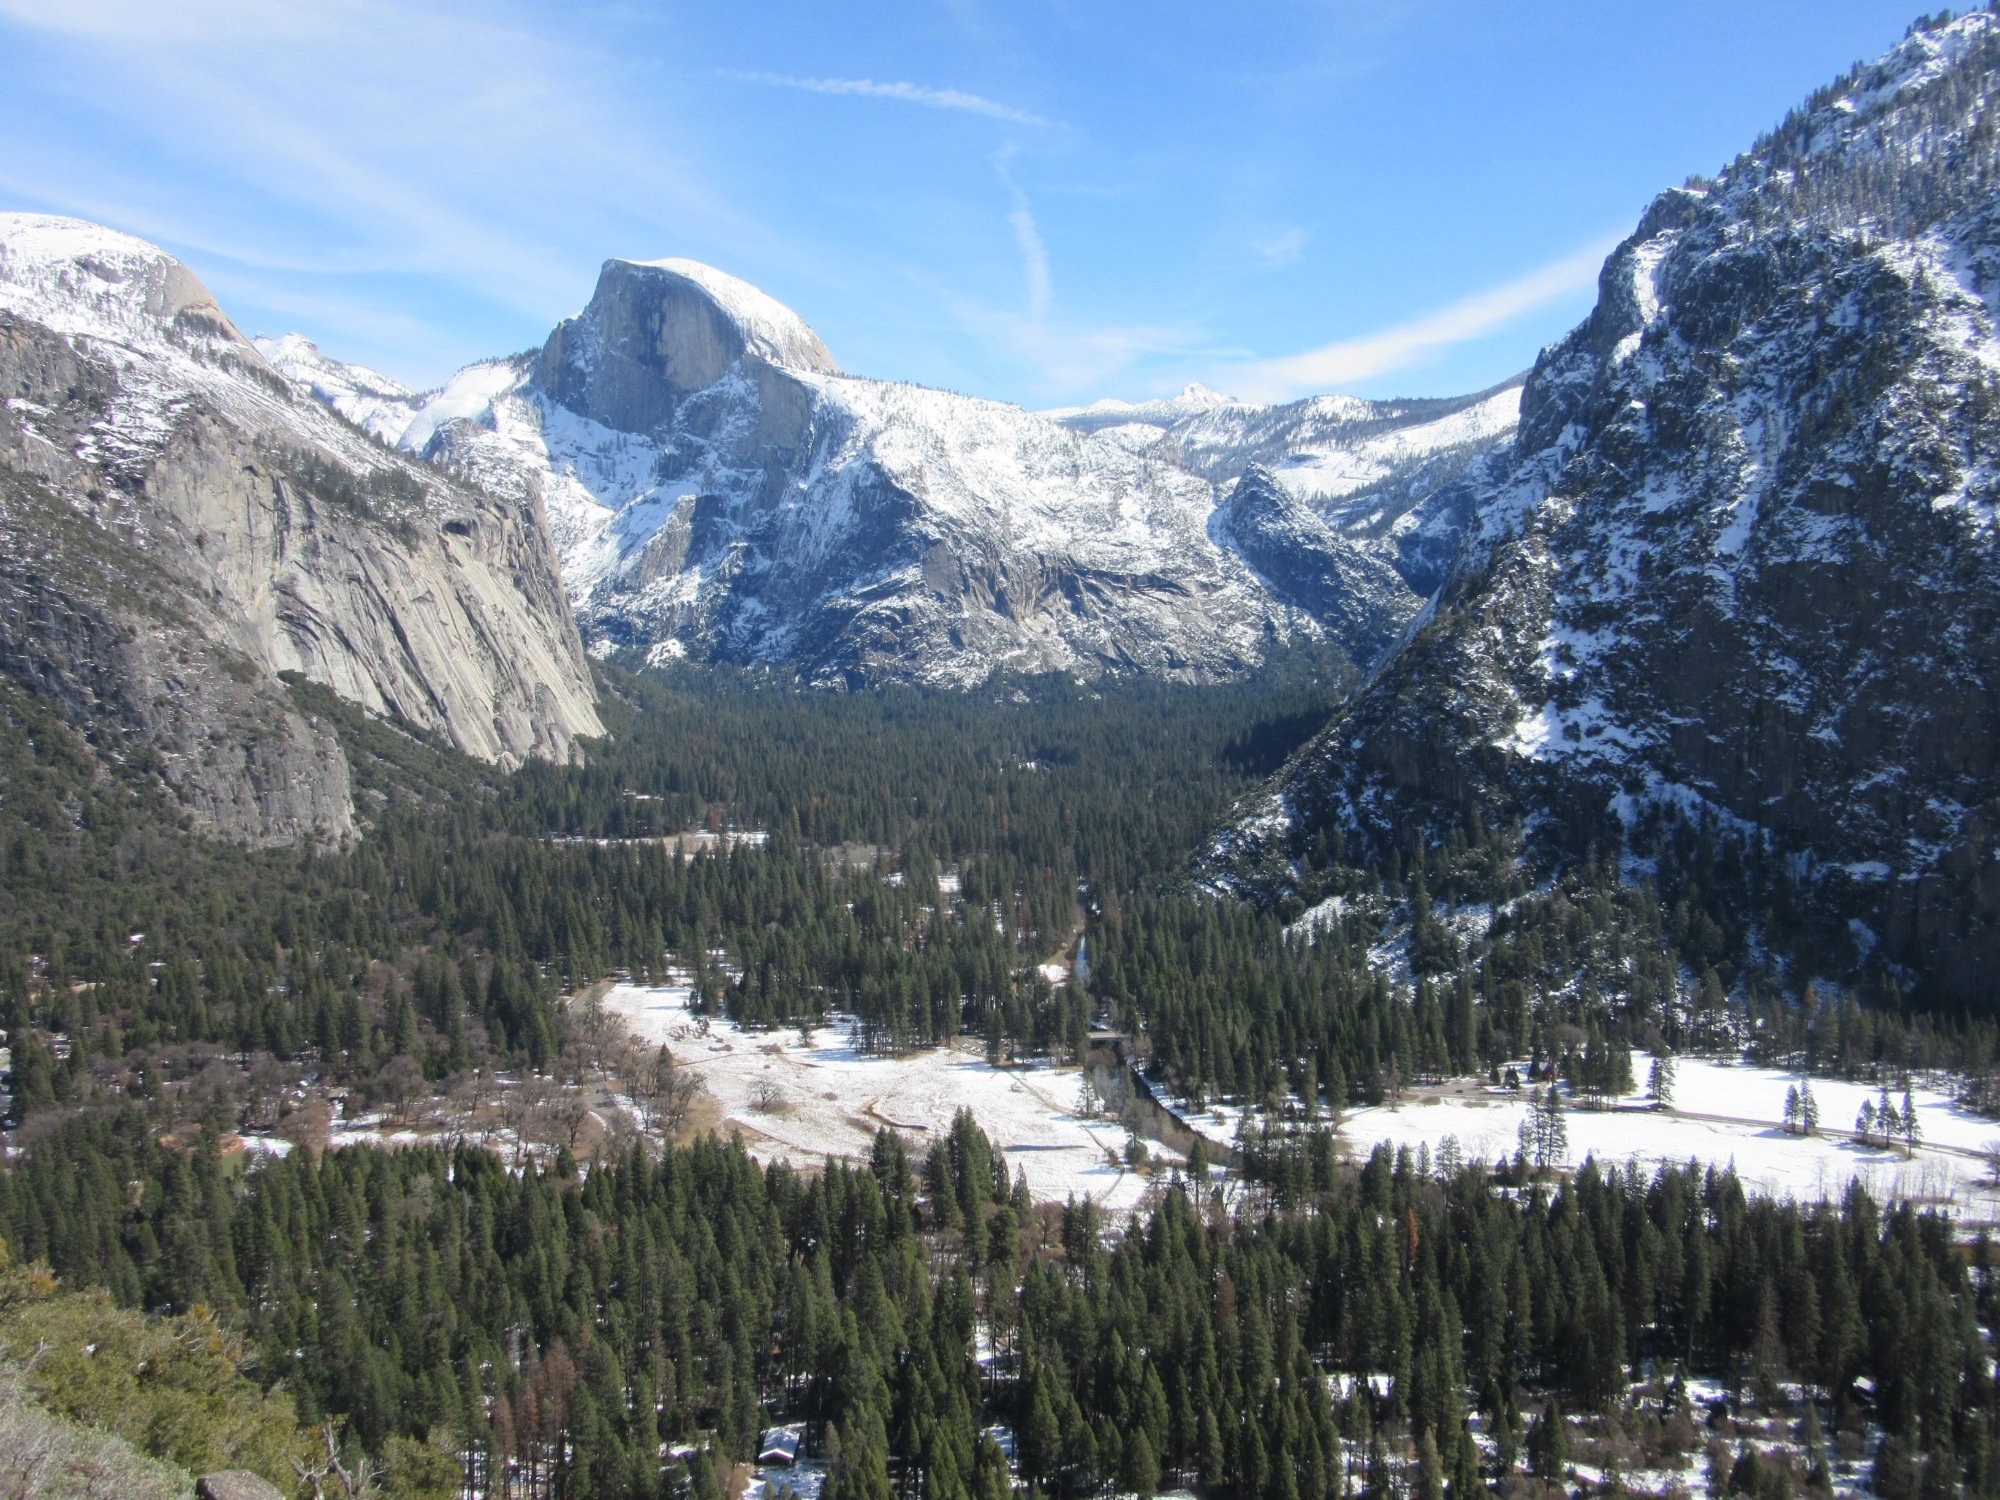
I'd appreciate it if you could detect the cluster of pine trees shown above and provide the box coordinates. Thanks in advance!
[1093,829,2000,1121]
[3,1108,1997,1497]
[7,648,1994,1143]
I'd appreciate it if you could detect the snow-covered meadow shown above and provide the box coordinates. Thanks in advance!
[1335,1053,2000,1217]
[601,982,1151,1212]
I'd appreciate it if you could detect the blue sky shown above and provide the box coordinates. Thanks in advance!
[0,0,1924,407]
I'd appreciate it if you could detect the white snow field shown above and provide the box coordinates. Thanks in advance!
[601,982,1151,1212]
[1337,1053,2000,1218]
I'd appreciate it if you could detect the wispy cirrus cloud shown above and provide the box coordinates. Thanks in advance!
[1229,235,1620,401]
[996,158,1053,321]
[0,0,782,383]
[1253,225,1307,267]
[727,71,1054,128]
[940,153,1197,396]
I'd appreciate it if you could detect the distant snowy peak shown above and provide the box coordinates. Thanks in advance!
[1194,381,1523,504]
[1049,368,1523,506]
[254,331,412,401]
[1044,381,1239,428]
[253,332,420,443]
[608,256,838,376]
[0,211,253,355]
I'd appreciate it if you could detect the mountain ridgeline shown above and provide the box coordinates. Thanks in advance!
[1209,11,2000,1006]
[264,264,1515,690]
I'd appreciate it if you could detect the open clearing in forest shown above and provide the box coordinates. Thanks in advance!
[602,982,1152,1212]
[1331,1052,2000,1217]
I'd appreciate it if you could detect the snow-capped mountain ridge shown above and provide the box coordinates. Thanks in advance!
[255,332,422,443]
[1056,376,1523,501]
[275,254,1493,685]
[0,213,251,355]
[1208,9,2000,1005]
[1042,381,1239,425]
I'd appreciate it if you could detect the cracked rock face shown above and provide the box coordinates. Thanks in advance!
[1208,14,2000,1001]
[0,214,602,844]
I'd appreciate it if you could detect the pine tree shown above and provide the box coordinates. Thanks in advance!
[1649,1052,1677,1107]
[1123,1427,1161,1499]
[1517,1085,1569,1169]
[1528,1400,1568,1484]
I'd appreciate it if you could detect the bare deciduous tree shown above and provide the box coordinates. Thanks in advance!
[621,1041,703,1147]
[497,1075,552,1168]
[542,1086,596,1157]
[373,1055,426,1126]
[278,1090,334,1160]
[295,1421,381,1500]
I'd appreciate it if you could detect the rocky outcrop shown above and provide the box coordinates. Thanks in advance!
[198,1471,286,1500]
[1211,466,1419,664]
[1209,13,2000,1002]
[0,215,602,844]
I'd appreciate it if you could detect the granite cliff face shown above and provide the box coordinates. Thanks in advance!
[0,215,602,843]
[269,260,1514,687]
[1210,466,1421,667]
[1210,14,2000,1000]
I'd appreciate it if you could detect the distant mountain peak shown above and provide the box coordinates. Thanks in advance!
[252,332,421,444]
[1041,380,1239,424]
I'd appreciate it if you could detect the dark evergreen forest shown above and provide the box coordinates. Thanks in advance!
[0,654,1996,1497]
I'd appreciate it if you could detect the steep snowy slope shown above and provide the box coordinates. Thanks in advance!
[1050,376,1522,598]
[255,332,423,442]
[279,259,1443,686]
[0,215,602,843]
[1209,13,2000,1001]
[1051,378,1520,501]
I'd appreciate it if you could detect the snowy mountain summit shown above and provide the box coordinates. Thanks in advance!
[1208,11,2000,1004]
[274,258,1502,685]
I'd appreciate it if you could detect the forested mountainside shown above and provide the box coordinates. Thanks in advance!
[263,262,1501,688]
[0,215,601,844]
[1211,10,2000,1008]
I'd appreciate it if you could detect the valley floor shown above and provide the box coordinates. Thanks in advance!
[1313,1053,2000,1221]
[601,980,1154,1212]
